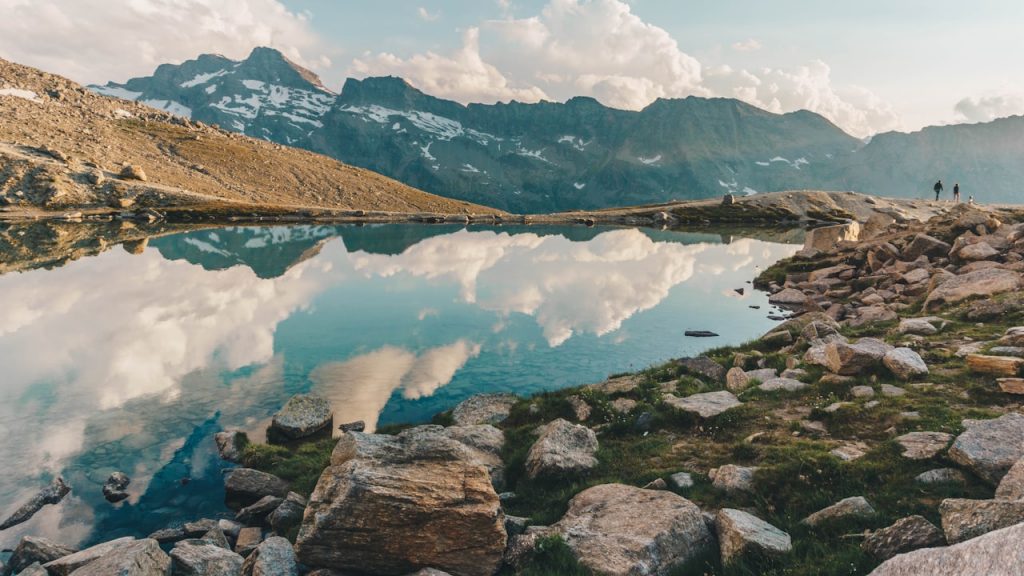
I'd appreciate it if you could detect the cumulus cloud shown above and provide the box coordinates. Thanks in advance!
[954,93,1024,123]
[732,38,763,52]
[417,6,440,21]
[0,0,329,84]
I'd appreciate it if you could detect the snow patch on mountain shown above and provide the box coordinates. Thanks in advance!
[181,70,227,88]
[0,88,40,102]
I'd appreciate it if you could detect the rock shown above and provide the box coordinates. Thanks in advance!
[294,427,506,576]
[215,430,248,462]
[643,478,668,490]
[669,472,694,489]
[831,442,869,462]
[825,338,892,375]
[948,413,1024,485]
[712,465,758,493]
[881,384,907,397]
[924,268,1023,311]
[234,527,262,557]
[338,420,366,432]
[235,495,284,526]
[901,268,931,285]
[762,330,794,346]
[781,368,807,380]
[868,521,1024,575]
[722,193,736,205]
[852,385,875,398]
[678,356,726,382]
[716,509,792,565]
[758,377,808,392]
[267,491,307,533]
[862,515,945,561]
[217,519,243,540]
[955,342,986,358]
[102,471,130,503]
[884,349,929,380]
[995,457,1024,500]
[664,390,742,418]
[5,536,77,575]
[769,288,810,307]
[450,393,518,426]
[804,222,860,253]
[725,367,749,392]
[270,393,333,440]
[85,168,104,186]
[966,354,1024,377]
[12,563,47,576]
[847,305,898,328]
[802,496,875,527]
[241,537,298,576]
[609,397,637,414]
[184,519,219,537]
[902,234,951,261]
[548,484,713,576]
[224,468,289,510]
[119,164,147,181]
[684,330,719,337]
[746,368,779,383]
[802,420,828,435]
[896,432,953,460]
[526,419,598,478]
[148,527,188,544]
[957,241,998,262]
[45,538,168,576]
[170,541,244,576]
[200,528,231,550]
[915,468,966,485]
[939,498,1024,543]
[567,395,591,421]
[0,476,71,530]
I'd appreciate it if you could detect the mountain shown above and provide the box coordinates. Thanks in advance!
[94,47,1024,212]
[0,56,496,216]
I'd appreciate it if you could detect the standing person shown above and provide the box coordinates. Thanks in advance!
[954,183,961,203]
[933,179,944,201]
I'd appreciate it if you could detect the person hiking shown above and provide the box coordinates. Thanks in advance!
[934,180,944,201]
[954,183,961,203]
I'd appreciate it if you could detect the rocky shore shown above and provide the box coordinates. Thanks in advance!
[6,203,1024,575]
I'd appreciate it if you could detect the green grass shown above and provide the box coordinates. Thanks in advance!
[240,437,335,497]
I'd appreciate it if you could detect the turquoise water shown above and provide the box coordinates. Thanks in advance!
[0,224,798,548]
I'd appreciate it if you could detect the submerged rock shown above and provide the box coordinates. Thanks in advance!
[717,508,792,565]
[0,476,71,530]
[525,419,598,479]
[102,471,131,503]
[270,393,333,440]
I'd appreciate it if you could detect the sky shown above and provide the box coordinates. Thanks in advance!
[1,0,1022,138]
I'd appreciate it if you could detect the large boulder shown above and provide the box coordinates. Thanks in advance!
[862,515,944,561]
[294,427,506,576]
[4,536,76,575]
[663,390,742,418]
[224,468,290,510]
[883,348,929,380]
[901,234,951,261]
[268,492,307,534]
[270,394,333,440]
[768,288,810,307]
[716,509,792,565]
[924,268,1023,311]
[825,338,892,375]
[939,498,1024,543]
[450,393,518,426]
[948,413,1024,485]
[678,356,726,382]
[42,537,137,575]
[548,484,713,576]
[869,521,1024,575]
[170,541,244,576]
[525,419,598,479]
[444,424,506,487]
[242,537,298,576]
[46,538,168,576]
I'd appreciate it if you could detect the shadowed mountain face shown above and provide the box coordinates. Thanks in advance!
[93,47,1024,212]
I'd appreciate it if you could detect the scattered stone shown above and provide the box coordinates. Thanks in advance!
[241,536,298,576]
[234,527,262,557]
[825,338,892,375]
[758,377,808,392]
[915,468,966,485]
[958,241,998,262]
[716,509,792,565]
[762,330,794,346]
[955,342,986,358]
[726,367,749,392]
[995,457,1024,500]
[0,476,71,530]
[831,442,869,461]
[170,541,244,576]
[881,384,907,397]
[664,390,742,418]
[669,472,694,489]
[802,496,875,527]
[337,420,366,433]
[712,465,758,493]
[269,393,333,440]
[801,420,828,435]
[902,234,951,261]
[746,368,779,383]
[609,397,637,414]
[780,368,808,380]
[118,164,147,181]
[45,538,168,576]
[567,395,591,421]
[924,268,1023,311]
[267,492,307,534]
[847,305,899,328]
[223,468,290,510]
[939,498,1024,543]
[215,430,248,462]
[852,385,875,398]
[643,478,667,490]
[824,401,853,413]
[525,419,599,479]
[895,432,953,460]
[548,484,713,576]
[884,349,929,380]
[678,356,726,382]
[948,413,1024,485]
[450,393,518,426]
[862,515,945,561]
[235,495,283,526]
[865,400,881,409]
[5,536,77,575]
[898,318,942,335]
[102,471,130,503]
[869,521,1024,576]
[769,288,809,307]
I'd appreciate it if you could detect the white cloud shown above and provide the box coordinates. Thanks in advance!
[417,6,440,21]
[954,93,1024,123]
[732,38,763,52]
[0,0,329,84]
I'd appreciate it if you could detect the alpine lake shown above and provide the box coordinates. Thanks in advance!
[0,221,801,549]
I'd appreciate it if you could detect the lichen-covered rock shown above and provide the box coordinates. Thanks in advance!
[862,516,945,561]
[270,393,333,440]
[915,468,966,485]
[663,390,742,418]
[802,496,875,527]
[883,348,929,380]
[712,465,758,493]
[995,457,1024,500]
[869,521,1024,575]
[549,484,713,576]
[758,377,808,392]
[716,508,792,565]
[242,536,298,576]
[948,413,1024,485]
[525,419,598,479]
[450,393,518,426]
[895,432,953,460]
[769,288,810,307]
[939,498,1024,543]
[725,367,749,392]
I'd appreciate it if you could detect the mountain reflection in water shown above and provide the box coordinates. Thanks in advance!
[0,222,799,548]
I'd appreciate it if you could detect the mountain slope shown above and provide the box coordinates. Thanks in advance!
[0,57,497,216]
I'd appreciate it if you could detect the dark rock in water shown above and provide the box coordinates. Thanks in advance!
[337,420,365,433]
[749,305,761,309]
[5,536,77,575]
[224,468,290,510]
[0,476,71,530]
[735,288,745,295]
[241,536,298,576]
[684,330,719,338]
[215,431,248,462]
[768,315,786,321]
[269,394,333,441]
[102,471,131,503]
[235,495,284,526]
[268,492,307,533]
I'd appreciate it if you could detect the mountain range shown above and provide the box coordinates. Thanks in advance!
[93,47,1024,212]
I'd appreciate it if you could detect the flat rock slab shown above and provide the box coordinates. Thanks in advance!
[948,413,1024,485]
[802,496,875,527]
[862,515,944,561]
[869,521,1024,575]
[451,393,519,426]
[924,268,1023,311]
[549,484,713,576]
[270,394,333,440]
[664,390,741,418]
[43,537,137,576]
[939,498,1024,543]
[758,377,807,392]
[896,432,953,460]
[716,509,792,565]
[966,354,1024,377]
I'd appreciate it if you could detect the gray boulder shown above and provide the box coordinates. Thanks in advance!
[712,465,758,493]
[242,536,298,576]
[102,471,131,503]
[5,536,76,575]
[948,413,1024,485]
[170,541,244,576]
[47,538,168,576]
[716,509,792,565]
[802,496,875,527]
[12,563,47,576]
[758,377,808,392]
[235,495,284,526]
[268,492,307,533]
[869,521,1024,575]
[450,393,518,426]
[525,419,598,479]
[825,338,893,375]
[902,234,951,261]
[678,356,726,382]
[896,432,953,460]
[939,498,1024,543]
[224,468,290,510]
[270,394,333,440]
[42,537,136,575]
[915,468,966,485]
[862,515,945,561]
[664,390,742,418]
[883,348,929,380]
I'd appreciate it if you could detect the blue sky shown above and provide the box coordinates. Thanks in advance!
[1,0,1021,136]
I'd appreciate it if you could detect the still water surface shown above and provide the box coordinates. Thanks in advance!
[0,224,798,548]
